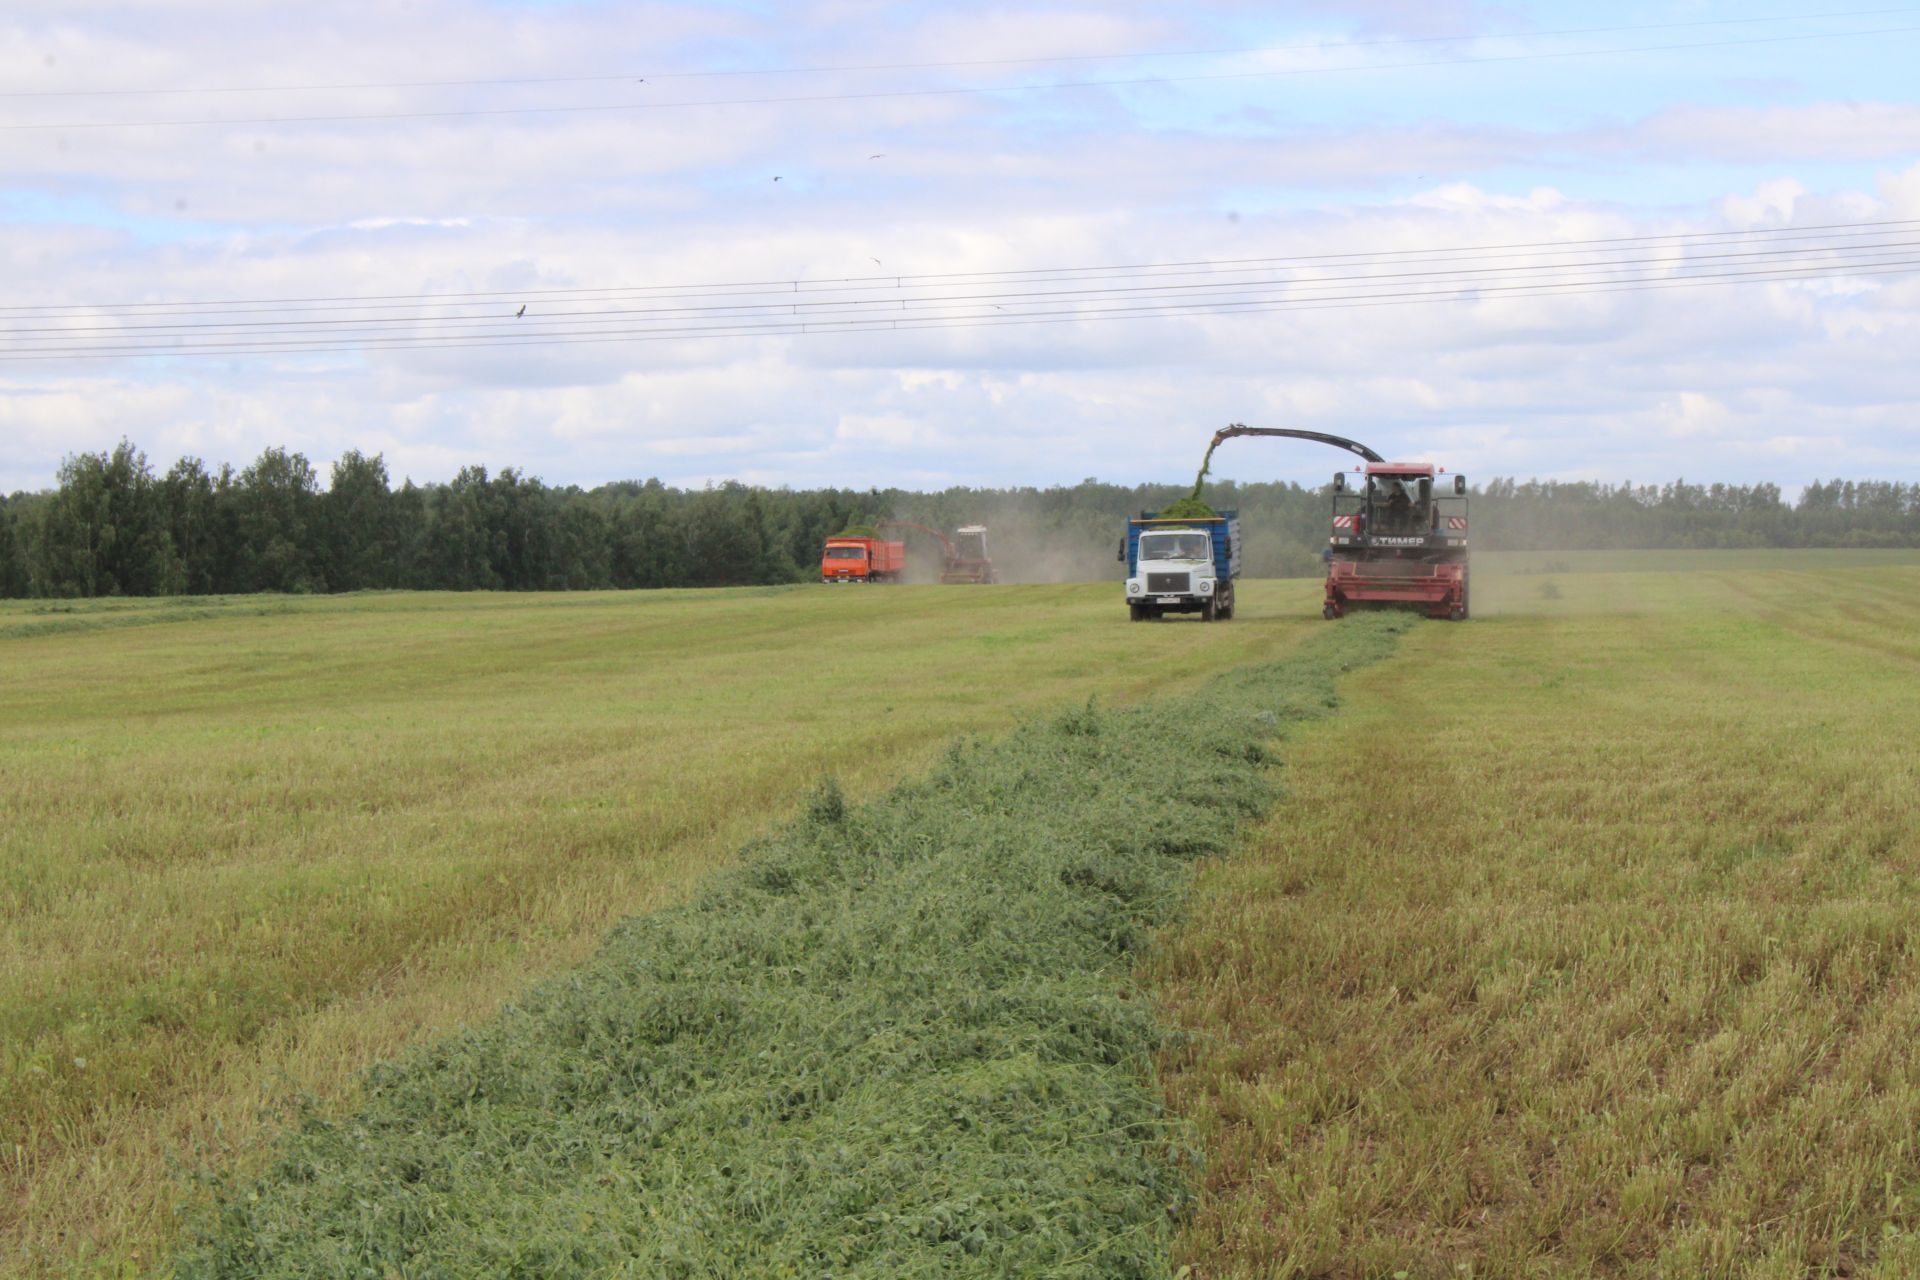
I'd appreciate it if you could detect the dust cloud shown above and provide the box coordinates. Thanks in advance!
[881,500,1122,585]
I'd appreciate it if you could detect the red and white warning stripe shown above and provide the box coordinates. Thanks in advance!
[1447,517,1468,530]
[1332,514,1357,528]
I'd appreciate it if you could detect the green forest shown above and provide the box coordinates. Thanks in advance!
[1,440,1915,597]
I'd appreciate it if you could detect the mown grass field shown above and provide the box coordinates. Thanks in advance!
[9,548,1920,1276]
[1157,550,1920,1277]
[0,581,1319,1276]
[171,614,1408,1279]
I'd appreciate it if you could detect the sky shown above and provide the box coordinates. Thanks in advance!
[2,0,1918,495]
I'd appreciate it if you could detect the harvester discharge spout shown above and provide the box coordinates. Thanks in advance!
[1209,424,1386,465]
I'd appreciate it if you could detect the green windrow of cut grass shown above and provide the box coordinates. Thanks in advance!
[175,616,1409,1278]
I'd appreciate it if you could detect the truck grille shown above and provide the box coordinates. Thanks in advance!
[1147,571,1189,593]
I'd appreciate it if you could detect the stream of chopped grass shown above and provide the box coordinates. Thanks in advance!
[177,615,1408,1279]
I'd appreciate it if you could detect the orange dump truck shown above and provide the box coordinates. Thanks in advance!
[820,535,907,583]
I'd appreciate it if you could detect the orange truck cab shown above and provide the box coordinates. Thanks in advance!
[821,536,907,583]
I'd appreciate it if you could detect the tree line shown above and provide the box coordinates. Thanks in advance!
[1,440,1915,598]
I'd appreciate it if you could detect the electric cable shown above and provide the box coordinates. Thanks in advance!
[5,218,1917,318]
[4,253,1910,361]
[5,236,1915,339]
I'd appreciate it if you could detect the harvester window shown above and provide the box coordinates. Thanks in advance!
[1370,478,1431,535]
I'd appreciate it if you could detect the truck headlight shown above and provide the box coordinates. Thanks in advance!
[1198,579,1213,595]
[1127,581,1141,595]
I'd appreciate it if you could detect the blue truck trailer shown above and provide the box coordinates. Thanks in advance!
[1118,509,1243,621]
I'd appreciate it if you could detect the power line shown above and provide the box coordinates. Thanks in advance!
[6,6,1914,99]
[6,237,1914,339]
[8,218,1917,318]
[7,240,1912,346]
[6,23,1917,132]
[5,254,1909,361]
[12,268,1915,361]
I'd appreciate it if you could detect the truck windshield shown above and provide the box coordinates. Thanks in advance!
[825,547,866,560]
[1141,533,1211,561]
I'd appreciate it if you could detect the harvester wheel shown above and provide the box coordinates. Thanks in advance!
[1322,604,1338,621]
[1450,605,1466,621]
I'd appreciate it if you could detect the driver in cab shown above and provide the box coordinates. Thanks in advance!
[1383,482,1414,533]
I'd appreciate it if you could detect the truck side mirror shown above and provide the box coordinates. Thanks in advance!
[1116,539,1126,562]
[1455,475,1467,496]
[1333,472,1346,493]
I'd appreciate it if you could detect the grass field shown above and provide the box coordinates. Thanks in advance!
[1156,552,1920,1277]
[9,549,1920,1276]
[171,614,1408,1278]
[0,581,1318,1275]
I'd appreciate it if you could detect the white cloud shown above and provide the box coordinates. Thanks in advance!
[1635,103,1920,165]
[3,4,1920,497]
[1657,391,1733,439]
[1721,178,1808,230]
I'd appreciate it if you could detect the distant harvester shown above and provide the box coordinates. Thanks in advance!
[942,525,997,584]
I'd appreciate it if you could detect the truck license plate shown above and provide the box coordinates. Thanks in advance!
[1156,597,1182,605]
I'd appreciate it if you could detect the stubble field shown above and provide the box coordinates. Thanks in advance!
[1157,552,1920,1277]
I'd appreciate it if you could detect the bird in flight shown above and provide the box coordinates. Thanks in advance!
[870,257,881,265]
[869,153,886,159]
[773,175,782,182]
[516,304,526,318]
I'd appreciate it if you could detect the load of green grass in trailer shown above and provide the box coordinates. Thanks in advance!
[178,618,1410,1280]
[1154,497,1219,520]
